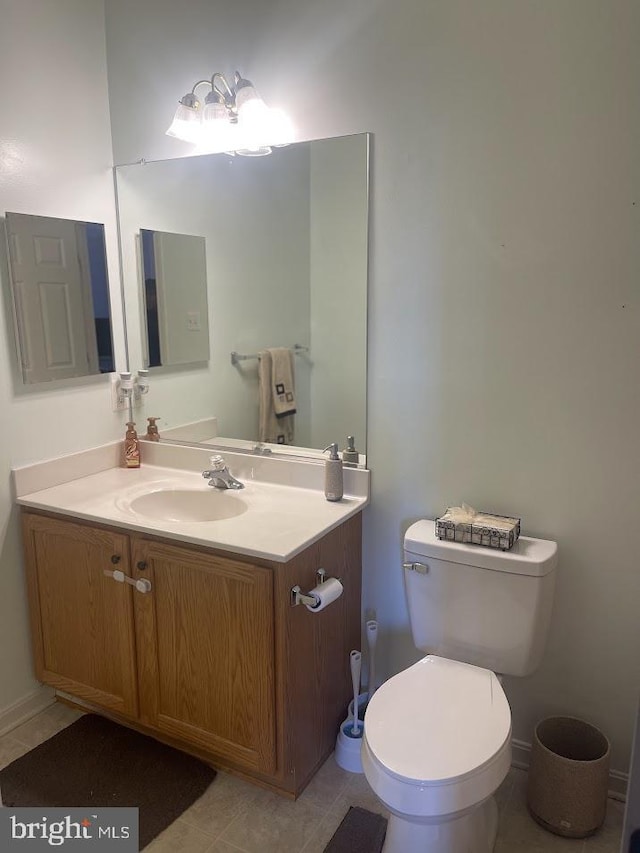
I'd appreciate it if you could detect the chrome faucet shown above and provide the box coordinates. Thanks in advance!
[251,442,272,456]
[202,455,244,490]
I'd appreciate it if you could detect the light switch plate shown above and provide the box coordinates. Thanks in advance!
[187,311,201,331]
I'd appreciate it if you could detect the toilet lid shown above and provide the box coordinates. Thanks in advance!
[364,655,511,784]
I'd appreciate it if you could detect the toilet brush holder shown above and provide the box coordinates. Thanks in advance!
[335,717,364,773]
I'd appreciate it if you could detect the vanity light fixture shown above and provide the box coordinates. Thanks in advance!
[166,71,292,156]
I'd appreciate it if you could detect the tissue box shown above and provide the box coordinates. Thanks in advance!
[435,509,520,551]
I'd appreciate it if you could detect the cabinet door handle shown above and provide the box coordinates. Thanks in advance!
[106,569,127,584]
[104,569,152,594]
[403,561,429,575]
[111,555,121,565]
[137,561,147,571]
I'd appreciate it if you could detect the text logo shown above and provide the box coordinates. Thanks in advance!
[0,808,138,850]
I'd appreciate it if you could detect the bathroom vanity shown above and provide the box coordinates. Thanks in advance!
[15,444,368,798]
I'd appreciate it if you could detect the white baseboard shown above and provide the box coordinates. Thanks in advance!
[0,686,55,738]
[511,737,628,802]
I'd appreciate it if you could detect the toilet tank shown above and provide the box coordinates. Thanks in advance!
[403,520,558,677]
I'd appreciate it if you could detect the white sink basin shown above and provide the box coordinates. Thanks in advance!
[127,488,248,523]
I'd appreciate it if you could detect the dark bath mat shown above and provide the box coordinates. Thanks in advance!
[0,713,216,849]
[324,806,387,853]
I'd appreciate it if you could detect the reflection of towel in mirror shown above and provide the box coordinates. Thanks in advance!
[258,350,295,445]
[269,347,297,417]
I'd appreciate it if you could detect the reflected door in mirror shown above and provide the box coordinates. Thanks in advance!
[6,213,115,384]
[140,229,209,367]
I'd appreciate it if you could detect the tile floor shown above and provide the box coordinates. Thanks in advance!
[0,703,626,853]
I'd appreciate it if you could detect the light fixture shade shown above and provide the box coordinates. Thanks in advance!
[233,72,263,112]
[166,98,201,143]
[236,93,269,128]
[235,145,273,158]
[199,120,240,154]
[263,108,294,147]
[235,82,263,111]
[235,106,293,155]
[198,92,235,152]
[236,95,271,154]
[202,99,227,126]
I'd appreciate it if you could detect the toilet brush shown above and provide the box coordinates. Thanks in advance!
[335,649,365,772]
[366,620,378,699]
[349,650,362,735]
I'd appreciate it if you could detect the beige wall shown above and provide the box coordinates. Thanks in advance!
[0,0,125,716]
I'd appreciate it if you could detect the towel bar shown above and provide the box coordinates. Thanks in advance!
[230,343,309,366]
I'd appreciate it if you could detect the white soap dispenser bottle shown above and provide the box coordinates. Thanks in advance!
[323,443,343,502]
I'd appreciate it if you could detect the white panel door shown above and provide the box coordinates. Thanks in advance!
[8,213,98,383]
[153,231,210,365]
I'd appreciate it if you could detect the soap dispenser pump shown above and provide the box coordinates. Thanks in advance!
[144,417,161,441]
[342,435,359,467]
[124,422,140,468]
[323,443,343,502]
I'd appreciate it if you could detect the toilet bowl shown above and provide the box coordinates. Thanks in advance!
[362,655,512,853]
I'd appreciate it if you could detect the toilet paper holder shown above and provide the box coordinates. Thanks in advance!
[290,568,340,607]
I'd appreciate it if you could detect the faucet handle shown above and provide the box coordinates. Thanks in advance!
[252,443,272,456]
[209,454,227,471]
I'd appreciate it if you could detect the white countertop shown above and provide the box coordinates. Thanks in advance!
[16,462,368,563]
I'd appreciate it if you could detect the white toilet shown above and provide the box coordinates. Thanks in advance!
[362,519,558,853]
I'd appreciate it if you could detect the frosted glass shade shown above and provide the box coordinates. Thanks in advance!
[263,108,294,146]
[237,96,270,131]
[166,102,201,143]
[235,145,272,157]
[235,104,293,155]
[198,121,240,154]
[202,100,227,125]
[234,83,263,114]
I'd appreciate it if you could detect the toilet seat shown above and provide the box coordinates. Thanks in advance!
[364,655,511,785]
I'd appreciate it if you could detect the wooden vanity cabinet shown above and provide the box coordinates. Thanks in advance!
[131,537,276,775]
[22,514,139,718]
[22,510,362,797]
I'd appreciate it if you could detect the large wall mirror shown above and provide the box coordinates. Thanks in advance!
[115,133,369,463]
[5,213,115,384]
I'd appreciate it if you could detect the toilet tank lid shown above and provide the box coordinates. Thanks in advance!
[404,520,557,577]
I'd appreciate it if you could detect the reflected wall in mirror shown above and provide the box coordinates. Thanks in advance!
[116,133,368,462]
[6,213,115,384]
[140,229,209,367]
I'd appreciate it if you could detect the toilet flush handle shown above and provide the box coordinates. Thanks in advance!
[403,561,429,575]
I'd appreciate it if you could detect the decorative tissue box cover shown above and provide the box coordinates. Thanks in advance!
[435,509,520,551]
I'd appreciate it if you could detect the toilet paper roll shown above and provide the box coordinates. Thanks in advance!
[304,578,343,612]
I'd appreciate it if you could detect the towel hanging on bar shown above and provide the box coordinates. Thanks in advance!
[258,350,295,444]
[270,347,297,418]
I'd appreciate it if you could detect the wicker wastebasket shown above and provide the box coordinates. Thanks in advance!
[527,716,610,838]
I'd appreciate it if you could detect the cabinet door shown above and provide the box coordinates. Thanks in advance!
[22,513,138,717]
[132,539,276,774]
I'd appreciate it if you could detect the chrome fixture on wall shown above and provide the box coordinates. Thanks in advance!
[166,70,292,156]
